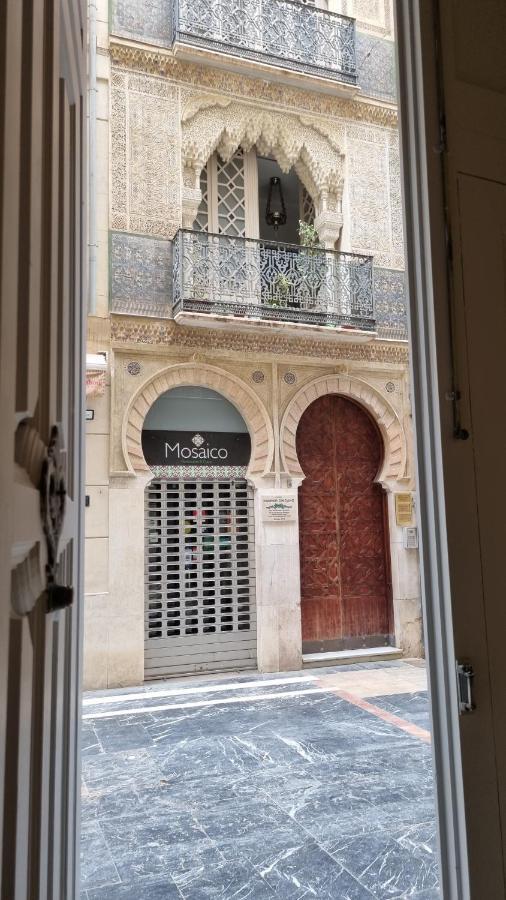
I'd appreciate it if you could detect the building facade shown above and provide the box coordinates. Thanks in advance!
[84,0,422,689]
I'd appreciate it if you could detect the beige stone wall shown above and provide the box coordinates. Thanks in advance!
[84,373,111,689]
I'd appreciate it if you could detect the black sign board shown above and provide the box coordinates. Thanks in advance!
[142,430,251,467]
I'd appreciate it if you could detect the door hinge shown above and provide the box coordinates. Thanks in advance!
[456,661,475,714]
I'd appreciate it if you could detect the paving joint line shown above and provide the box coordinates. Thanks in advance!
[318,683,432,744]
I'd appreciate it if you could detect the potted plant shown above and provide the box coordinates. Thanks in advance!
[261,271,292,313]
[297,220,326,307]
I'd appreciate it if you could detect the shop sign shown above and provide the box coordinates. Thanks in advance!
[262,494,296,522]
[142,430,251,467]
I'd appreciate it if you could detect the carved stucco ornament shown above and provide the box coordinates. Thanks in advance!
[181,97,345,244]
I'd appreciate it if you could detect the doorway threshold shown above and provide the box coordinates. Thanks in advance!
[302,646,403,668]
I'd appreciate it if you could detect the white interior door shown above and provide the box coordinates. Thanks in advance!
[396,1,506,897]
[0,0,86,895]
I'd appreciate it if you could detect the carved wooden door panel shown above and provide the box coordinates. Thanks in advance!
[297,395,392,651]
[0,0,86,895]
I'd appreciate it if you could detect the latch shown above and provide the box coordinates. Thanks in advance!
[456,662,475,714]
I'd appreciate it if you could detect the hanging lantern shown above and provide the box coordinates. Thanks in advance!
[265,176,287,230]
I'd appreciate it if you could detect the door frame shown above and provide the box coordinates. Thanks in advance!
[395,2,470,896]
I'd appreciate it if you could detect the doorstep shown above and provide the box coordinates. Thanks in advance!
[302,646,403,668]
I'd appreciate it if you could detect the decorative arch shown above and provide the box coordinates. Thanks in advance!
[122,363,274,478]
[280,374,407,484]
[181,97,344,244]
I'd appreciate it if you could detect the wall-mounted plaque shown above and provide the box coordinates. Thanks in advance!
[395,492,414,526]
[262,494,297,523]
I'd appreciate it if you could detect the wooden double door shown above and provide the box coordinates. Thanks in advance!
[297,395,392,651]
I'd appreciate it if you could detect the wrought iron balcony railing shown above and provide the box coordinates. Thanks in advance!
[171,0,357,84]
[173,230,374,331]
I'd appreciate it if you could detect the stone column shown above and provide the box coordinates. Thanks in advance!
[385,487,423,657]
[251,478,303,672]
[104,472,152,687]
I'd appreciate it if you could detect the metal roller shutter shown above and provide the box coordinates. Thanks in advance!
[144,479,257,678]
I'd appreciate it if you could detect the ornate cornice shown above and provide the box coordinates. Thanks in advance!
[109,42,398,129]
[110,317,409,365]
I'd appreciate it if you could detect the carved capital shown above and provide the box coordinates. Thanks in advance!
[314,208,344,249]
[182,186,202,229]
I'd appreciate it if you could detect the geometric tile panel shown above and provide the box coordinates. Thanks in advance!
[374,267,408,341]
[111,0,172,47]
[110,232,172,318]
[356,32,397,102]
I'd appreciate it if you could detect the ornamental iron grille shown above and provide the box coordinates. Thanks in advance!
[170,0,357,84]
[173,229,375,331]
[145,479,256,677]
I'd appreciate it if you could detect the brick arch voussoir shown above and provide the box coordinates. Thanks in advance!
[122,363,274,478]
[280,374,406,484]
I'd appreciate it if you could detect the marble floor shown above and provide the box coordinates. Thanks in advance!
[80,660,440,900]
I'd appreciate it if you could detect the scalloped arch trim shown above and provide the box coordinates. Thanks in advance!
[280,374,407,483]
[123,363,274,477]
[182,98,344,199]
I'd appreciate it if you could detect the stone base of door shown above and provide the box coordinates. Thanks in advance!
[302,646,403,668]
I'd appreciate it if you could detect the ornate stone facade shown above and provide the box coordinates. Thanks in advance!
[109,316,409,364]
[110,70,181,235]
[83,0,422,691]
[109,45,398,127]
[123,363,275,476]
[109,62,403,264]
[280,373,407,483]
[181,97,345,237]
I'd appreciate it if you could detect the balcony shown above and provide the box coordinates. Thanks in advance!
[172,230,375,334]
[170,0,357,86]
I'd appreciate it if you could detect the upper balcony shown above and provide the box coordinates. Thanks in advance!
[170,0,357,88]
[172,230,374,337]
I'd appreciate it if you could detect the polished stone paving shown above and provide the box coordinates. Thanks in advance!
[80,661,440,899]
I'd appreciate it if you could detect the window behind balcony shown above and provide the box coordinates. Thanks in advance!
[193,149,315,244]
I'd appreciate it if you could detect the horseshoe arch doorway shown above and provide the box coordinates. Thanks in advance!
[296,394,393,653]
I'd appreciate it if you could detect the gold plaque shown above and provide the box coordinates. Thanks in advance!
[395,492,413,526]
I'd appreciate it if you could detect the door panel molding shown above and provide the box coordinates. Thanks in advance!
[396,0,506,896]
[0,0,86,895]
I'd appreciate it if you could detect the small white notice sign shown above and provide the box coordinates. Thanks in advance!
[262,494,296,523]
